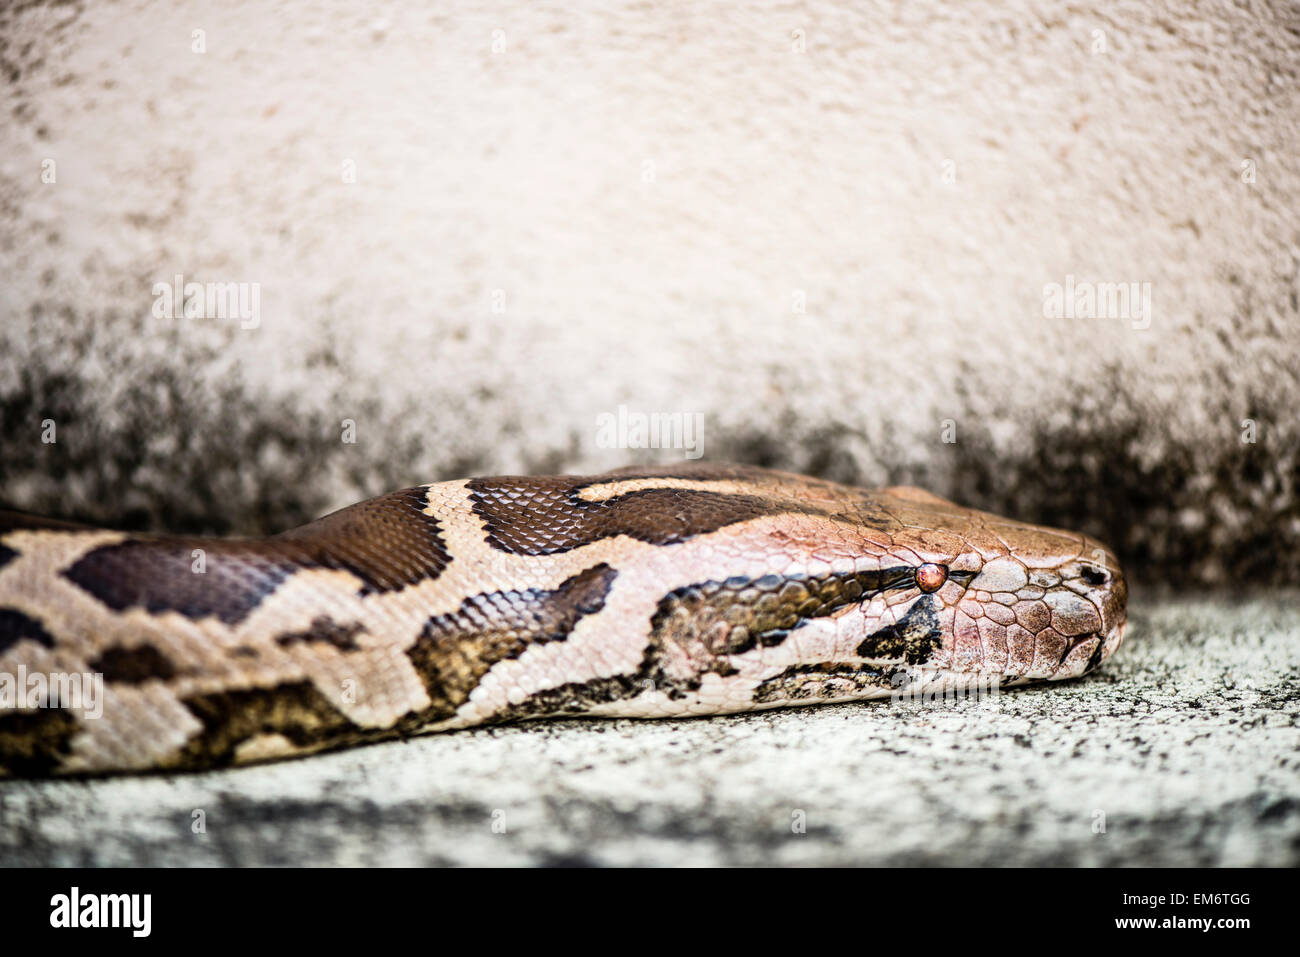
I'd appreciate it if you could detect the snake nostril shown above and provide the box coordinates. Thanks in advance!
[1081,566,1108,586]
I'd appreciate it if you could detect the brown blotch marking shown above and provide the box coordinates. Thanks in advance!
[753,662,896,704]
[275,616,366,652]
[63,540,296,626]
[468,471,825,555]
[0,607,55,654]
[404,563,619,722]
[170,681,361,769]
[487,674,646,724]
[62,486,450,626]
[855,596,944,664]
[650,566,918,658]
[272,485,449,592]
[90,644,178,684]
[0,709,79,776]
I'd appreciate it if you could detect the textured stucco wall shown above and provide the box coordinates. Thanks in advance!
[1,0,1298,586]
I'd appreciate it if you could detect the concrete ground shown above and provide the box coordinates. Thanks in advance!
[2,590,1296,867]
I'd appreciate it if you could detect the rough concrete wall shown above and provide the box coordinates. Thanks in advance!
[1,0,1298,585]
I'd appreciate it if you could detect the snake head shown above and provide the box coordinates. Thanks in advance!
[871,487,1128,683]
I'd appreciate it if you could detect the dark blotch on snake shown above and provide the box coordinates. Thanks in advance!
[753,662,895,704]
[0,709,79,776]
[91,644,178,684]
[0,607,55,654]
[62,486,450,625]
[171,681,361,770]
[275,617,367,652]
[468,472,824,556]
[404,563,619,722]
[855,596,944,664]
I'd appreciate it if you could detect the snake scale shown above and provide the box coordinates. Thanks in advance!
[0,463,1127,776]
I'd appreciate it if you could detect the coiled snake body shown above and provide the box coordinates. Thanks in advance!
[0,464,1127,775]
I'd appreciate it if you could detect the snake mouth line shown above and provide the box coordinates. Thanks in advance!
[1063,617,1128,678]
[1056,632,1104,672]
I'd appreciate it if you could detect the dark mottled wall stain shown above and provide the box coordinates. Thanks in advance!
[0,362,344,536]
[944,406,1292,588]
[7,364,1299,591]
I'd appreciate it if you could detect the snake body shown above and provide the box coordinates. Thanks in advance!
[0,464,1127,775]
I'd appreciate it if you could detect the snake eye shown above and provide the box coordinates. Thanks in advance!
[916,563,947,593]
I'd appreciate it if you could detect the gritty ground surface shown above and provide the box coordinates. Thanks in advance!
[1,591,1296,867]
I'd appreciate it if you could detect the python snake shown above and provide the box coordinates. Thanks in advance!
[0,464,1127,775]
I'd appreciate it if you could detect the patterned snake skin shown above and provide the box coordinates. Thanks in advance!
[0,464,1127,776]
